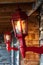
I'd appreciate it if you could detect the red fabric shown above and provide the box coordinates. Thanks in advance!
[6,41,18,51]
[26,46,43,54]
[10,47,18,51]
[20,46,25,58]
[6,41,43,57]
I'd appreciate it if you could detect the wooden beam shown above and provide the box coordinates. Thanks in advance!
[0,0,36,3]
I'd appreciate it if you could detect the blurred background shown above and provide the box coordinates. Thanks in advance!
[0,0,43,65]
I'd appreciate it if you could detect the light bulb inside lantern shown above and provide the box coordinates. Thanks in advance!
[15,20,21,33]
[6,35,11,41]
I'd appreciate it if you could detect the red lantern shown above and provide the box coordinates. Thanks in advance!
[11,8,28,58]
[4,32,11,51]
[4,31,18,51]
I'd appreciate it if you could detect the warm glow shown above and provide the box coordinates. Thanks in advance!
[17,21,21,31]
[15,20,21,33]
[14,20,27,34]
[21,20,26,33]
[6,35,11,41]
[13,20,27,34]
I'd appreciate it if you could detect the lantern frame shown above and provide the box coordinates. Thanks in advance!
[11,8,28,36]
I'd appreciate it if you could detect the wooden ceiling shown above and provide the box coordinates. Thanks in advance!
[0,3,39,34]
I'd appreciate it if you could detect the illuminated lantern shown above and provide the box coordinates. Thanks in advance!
[4,32,18,51]
[11,8,28,58]
[4,32,11,51]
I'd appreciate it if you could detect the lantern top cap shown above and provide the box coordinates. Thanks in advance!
[4,31,11,35]
[11,8,28,21]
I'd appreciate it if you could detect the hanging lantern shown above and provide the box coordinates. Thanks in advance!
[11,8,28,58]
[4,32,11,51]
[11,8,28,36]
[4,31,18,51]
